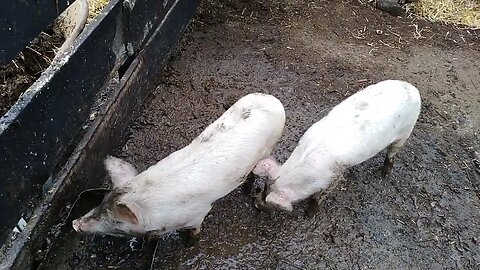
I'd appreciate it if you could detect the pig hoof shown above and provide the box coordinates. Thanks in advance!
[182,229,200,247]
[305,200,320,218]
[381,164,393,178]
[184,236,198,248]
[180,227,201,247]
[381,156,394,177]
[254,197,273,213]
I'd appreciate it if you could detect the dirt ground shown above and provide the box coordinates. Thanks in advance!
[41,0,480,269]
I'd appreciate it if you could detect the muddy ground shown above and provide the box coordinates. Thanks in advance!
[41,0,480,269]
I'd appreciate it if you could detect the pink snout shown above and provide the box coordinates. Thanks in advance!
[72,218,87,232]
[72,219,81,232]
[265,192,293,211]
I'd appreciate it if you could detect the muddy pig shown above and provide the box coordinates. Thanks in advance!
[72,93,285,238]
[253,80,421,214]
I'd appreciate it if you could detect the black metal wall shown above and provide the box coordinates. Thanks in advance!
[0,0,71,65]
[0,0,197,249]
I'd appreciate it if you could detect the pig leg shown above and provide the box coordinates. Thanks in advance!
[189,225,202,238]
[182,206,211,247]
[252,178,276,213]
[305,191,325,218]
[182,225,202,247]
[254,193,275,213]
[146,228,167,241]
[242,172,256,195]
[243,172,272,211]
[306,174,345,218]
[382,138,407,177]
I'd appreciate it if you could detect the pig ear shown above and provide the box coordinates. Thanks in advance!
[253,157,279,178]
[104,156,138,188]
[114,203,138,224]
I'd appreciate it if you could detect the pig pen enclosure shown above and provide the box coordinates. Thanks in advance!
[2,0,480,269]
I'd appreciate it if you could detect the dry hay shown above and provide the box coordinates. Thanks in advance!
[411,0,480,28]
[0,0,110,115]
[0,32,64,115]
[88,0,110,22]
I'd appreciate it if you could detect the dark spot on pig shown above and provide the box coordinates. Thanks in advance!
[217,122,226,131]
[359,120,370,131]
[355,114,360,118]
[199,133,212,142]
[143,178,154,187]
[106,189,126,204]
[355,101,368,111]
[93,188,126,216]
[241,108,251,119]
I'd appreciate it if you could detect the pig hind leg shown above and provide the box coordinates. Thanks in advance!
[382,137,408,177]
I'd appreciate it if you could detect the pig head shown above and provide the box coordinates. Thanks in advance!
[72,156,146,237]
[252,157,294,211]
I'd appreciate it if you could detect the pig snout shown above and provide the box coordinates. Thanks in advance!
[72,219,80,232]
[72,218,88,232]
[72,214,102,234]
[265,191,293,212]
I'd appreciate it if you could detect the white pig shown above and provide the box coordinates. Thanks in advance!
[254,80,421,213]
[72,93,285,238]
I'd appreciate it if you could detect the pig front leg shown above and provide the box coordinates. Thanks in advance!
[242,172,256,195]
[181,225,202,247]
[145,228,167,241]
[188,225,202,240]
[254,193,275,213]
[253,184,277,213]
[305,191,326,218]
[243,172,275,212]
[305,174,346,218]
[250,176,276,213]
[181,206,211,247]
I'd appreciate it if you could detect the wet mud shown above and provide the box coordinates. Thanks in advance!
[42,0,479,269]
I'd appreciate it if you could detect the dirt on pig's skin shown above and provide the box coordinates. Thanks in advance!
[49,0,480,269]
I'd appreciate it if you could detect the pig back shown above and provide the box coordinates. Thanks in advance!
[303,80,420,166]
[144,93,286,201]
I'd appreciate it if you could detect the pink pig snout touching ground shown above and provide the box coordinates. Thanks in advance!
[72,93,285,240]
[72,219,81,232]
[253,80,421,216]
